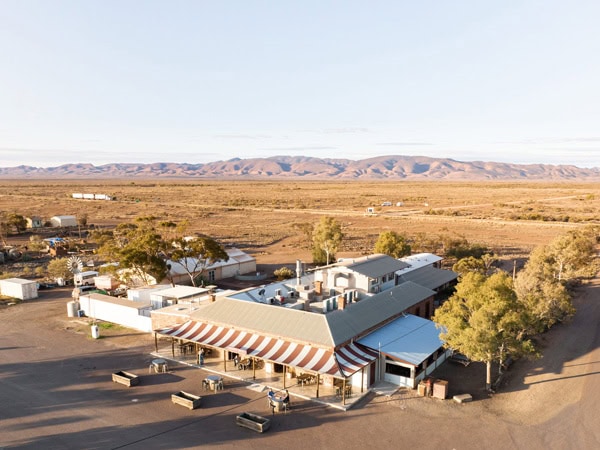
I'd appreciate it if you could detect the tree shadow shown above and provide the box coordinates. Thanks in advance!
[495,281,600,394]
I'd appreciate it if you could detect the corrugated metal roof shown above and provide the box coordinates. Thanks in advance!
[358,314,444,366]
[151,285,209,299]
[225,248,256,263]
[156,320,378,377]
[326,281,436,345]
[398,253,443,272]
[184,282,435,347]
[396,266,458,290]
[186,281,435,348]
[167,249,254,276]
[189,297,335,347]
[229,274,315,302]
[344,254,409,278]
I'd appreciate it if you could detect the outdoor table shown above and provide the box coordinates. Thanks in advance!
[206,375,223,391]
[335,385,352,398]
[297,373,315,386]
[151,358,168,373]
[270,397,284,412]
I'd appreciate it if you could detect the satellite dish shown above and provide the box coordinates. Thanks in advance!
[67,256,84,274]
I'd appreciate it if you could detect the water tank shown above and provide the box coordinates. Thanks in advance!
[67,301,79,317]
[91,324,100,339]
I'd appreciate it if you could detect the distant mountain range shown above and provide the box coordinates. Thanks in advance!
[2,155,599,180]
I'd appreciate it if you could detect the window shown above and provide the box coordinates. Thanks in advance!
[208,270,215,282]
[385,363,411,378]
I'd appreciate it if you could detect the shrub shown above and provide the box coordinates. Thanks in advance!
[273,266,295,281]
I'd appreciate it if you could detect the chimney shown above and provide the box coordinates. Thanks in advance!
[209,294,216,303]
[338,295,346,310]
[303,299,311,311]
[296,259,303,285]
[314,280,323,296]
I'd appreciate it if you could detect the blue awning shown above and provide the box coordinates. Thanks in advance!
[357,314,444,366]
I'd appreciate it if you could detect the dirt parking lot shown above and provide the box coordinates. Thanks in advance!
[1,275,599,450]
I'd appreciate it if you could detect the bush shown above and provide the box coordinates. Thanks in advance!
[273,266,295,281]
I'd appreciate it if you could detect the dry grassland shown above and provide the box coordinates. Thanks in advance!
[1,180,599,264]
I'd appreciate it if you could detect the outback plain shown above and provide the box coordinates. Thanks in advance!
[1,179,599,449]
[1,180,599,261]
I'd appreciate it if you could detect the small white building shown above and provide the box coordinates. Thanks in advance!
[165,247,256,285]
[78,293,152,332]
[26,216,43,228]
[50,215,77,227]
[93,275,120,290]
[128,285,172,303]
[0,278,38,300]
[149,285,212,309]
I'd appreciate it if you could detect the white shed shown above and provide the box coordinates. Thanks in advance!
[78,293,153,332]
[0,278,38,300]
[221,248,257,278]
[149,285,210,309]
[127,285,172,303]
[50,215,77,227]
[26,216,43,228]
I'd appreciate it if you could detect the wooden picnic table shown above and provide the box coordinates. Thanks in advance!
[297,373,316,386]
[237,357,263,370]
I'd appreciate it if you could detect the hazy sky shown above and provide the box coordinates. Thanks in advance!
[1,1,599,168]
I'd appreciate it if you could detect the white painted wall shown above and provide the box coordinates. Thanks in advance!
[79,295,152,332]
[0,278,38,300]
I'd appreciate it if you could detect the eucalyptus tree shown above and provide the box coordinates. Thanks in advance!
[433,272,536,390]
[312,216,344,265]
[169,236,228,287]
[96,216,169,286]
[374,231,411,258]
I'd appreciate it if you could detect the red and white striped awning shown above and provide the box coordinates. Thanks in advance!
[156,320,377,378]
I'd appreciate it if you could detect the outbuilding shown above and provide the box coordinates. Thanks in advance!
[50,215,78,227]
[165,247,256,285]
[78,293,152,332]
[0,278,38,300]
[26,216,43,228]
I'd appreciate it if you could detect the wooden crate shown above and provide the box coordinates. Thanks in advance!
[236,412,271,433]
[112,371,140,387]
[171,391,202,410]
